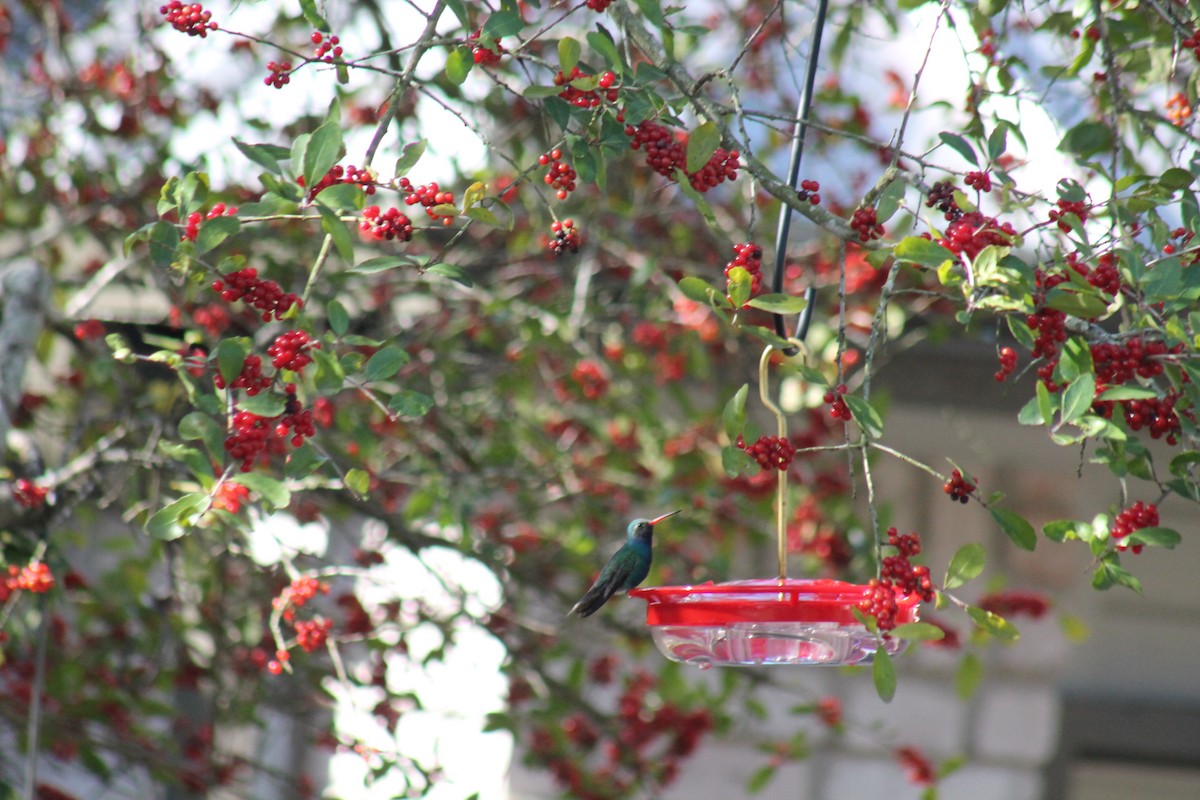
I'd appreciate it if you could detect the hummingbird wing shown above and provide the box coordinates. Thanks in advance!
[570,547,640,618]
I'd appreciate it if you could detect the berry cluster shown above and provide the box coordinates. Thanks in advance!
[273,575,329,622]
[938,211,1018,261]
[1181,29,1200,60]
[182,203,237,242]
[311,31,342,62]
[268,330,319,373]
[160,2,217,37]
[13,478,48,508]
[225,410,271,472]
[74,319,106,341]
[823,384,852,421]
[211,268,302,321]
[1163,226,1196,258]
[214,354,271,395]
[738,435,797,471]
[359,205,414,241]
[586,0,613,10]
[1025,307,1067,388]
[859,578,902,632]
[469,32,503,65]
[724,242,763,306]
[264,60,292,89]
[1110,500,1158,553]
[1166,92,1192,127]
[625,120,741,192]
[294,616,333,652]
[539,149,577,200]
[553,66,618,108]
[570,359,608,400]
[3,561,55,595]
[977,590,1050,619]
[399,178,455,225]
[925,179,960,220]
[850,206,884,242]
[212,481,250,513]
[1066,251,1121,296]
[1091,336,1172,386]
[1048,197,1089,233]
[1094,393,1185,445]
[994,346,1017,382]
[816,696,843,729]
[964,170,992,192]
[276,385,317,447]
[943,469,975,503]
[797,178,821,205]
[301,164,376,201]
[549,219,580,255]
[895,746,936,786]
[882,528,935,602]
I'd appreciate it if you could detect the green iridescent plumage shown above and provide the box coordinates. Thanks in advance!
[570,511,679,617]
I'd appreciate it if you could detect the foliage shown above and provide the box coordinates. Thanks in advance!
[1,0,1199,797]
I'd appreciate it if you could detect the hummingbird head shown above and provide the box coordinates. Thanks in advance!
[626,510,680,543]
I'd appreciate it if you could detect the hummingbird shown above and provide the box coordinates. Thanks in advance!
[570,510,680,617]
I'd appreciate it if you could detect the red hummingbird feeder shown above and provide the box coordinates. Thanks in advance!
[630,345,921,668]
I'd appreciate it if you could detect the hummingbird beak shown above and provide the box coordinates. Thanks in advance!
[648,510,681,526]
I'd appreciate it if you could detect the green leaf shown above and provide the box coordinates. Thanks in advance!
[238,393,286,418]
[1092,555,1142,593]
[178,172,210,220]
[955,652,983,699]
[678,276,720,305]
[482,10,523,38]
[635,0,668,29]
[214,337,252,384]
[1159,167,1195,191]
[1036,380,1054,429]
[723,384,749,440]
[194,215,240,255]
[722,445,750,477]
[843,394,885,439]
[977,0,1010,15]
[747,764,777,794]
[991,507,1036,551]
[232,473,291,509]
[1095,386,1158,401]
[1060,373,1096,425]
[298,0,329,29]
[351,255,418,275]
[303,121,344,190]
[425,263,474,287]
[1043,287,1109,319]
[178,412,225,461]
[875,176,907,224]
[327,300,349,337]
[745,293,808,314]
[147,494,207,541]
[686,120,720,175]
[144,220,180,270]
[318,205,356,264]
[1059,614,1090,642]
[558,36,581,76]
[894,236,955,268]
[364,346,409,382]
[1043,518,1093,543]
[234,140,288,175]
[938,132,978,166]
[726,266,751,309]
[890,622,945,642]
[587,28,624,70]
[967,606,1020,641]
[390,389,434,417]
[872,647,897,702]
[1060,120,1114,160]
[395,140,427,177]
[1122,526,1181,549]
[943,543,985,590]
[986,123,1008,162]
[446,48,473,84]
[344,468,371,496]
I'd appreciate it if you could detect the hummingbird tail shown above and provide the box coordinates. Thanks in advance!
[569,582,617,617]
